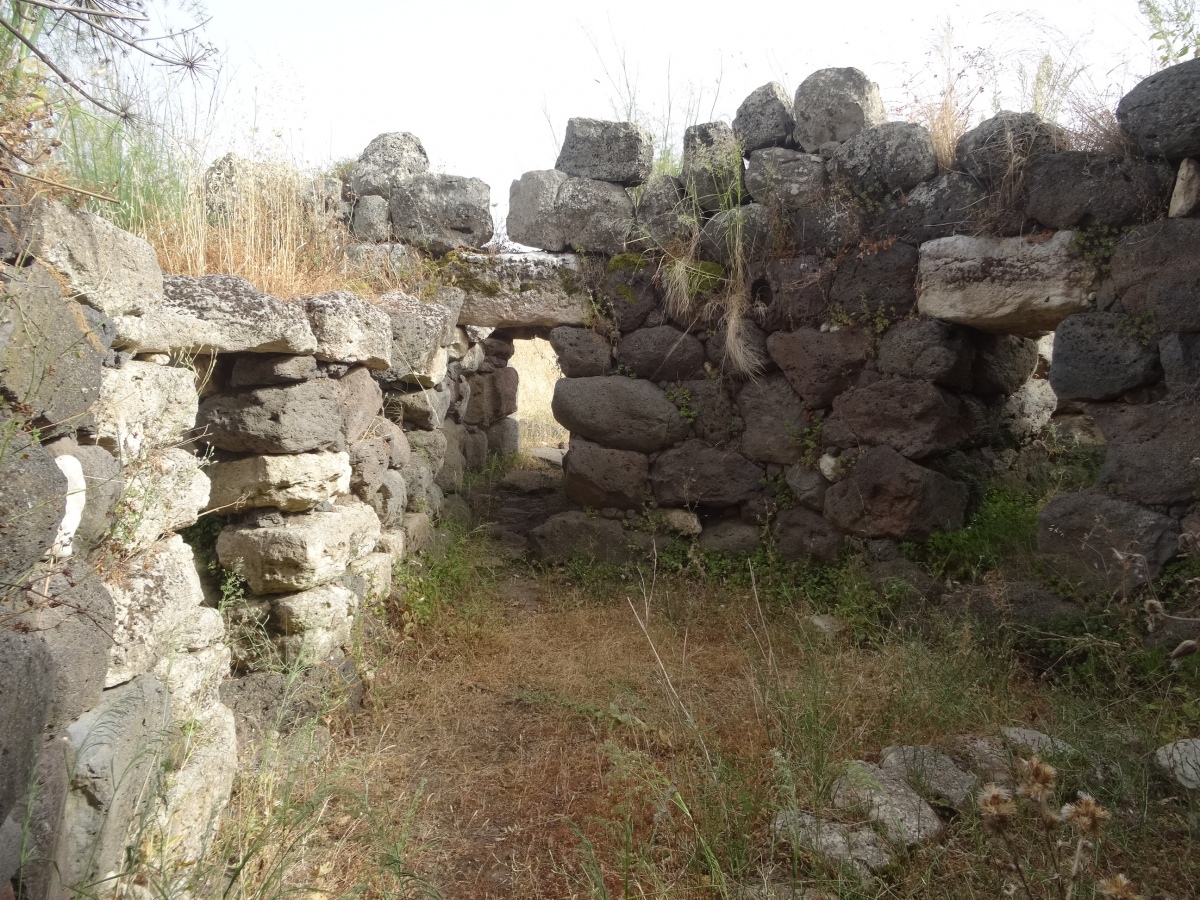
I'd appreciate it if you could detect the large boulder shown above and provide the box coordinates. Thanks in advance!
[792,67,886,153]
[104,535,219,687]
[831,760,944,846]
[733,82,796,154]
[60,675,171,890]
[552,376,689,452]
[824,378,974,459]
[1092,402,1200,506]
[93,360,198,458]
[507,170,634,255]
[698,520,762,555]
[206,451,351,513]
[649,440,764,508]
[0,263,107,432]
[388,173,493,254]
[115,275,318,355]
[774,507,843,564]
[464,367,519,428]
[0,632,54,872]
[736,375,808,465]
[375,289,462,387]
[388,382,453,430]
[555,117,654,186]
[1116,58,1200,160]
[303,291,393,369]
[271,583,356,664]
[830,121,937,194]
[880,173,987,244]
[1038,489,1179,594]
[1049,311,1162,401]
[681,121,746,212]
[528,510,648,565]
[955,110,1061,185]
[351,194,390,242]
[198,366,381,454]
[767,327,872,408]
[348,132,429,199]
[1024,152,1174,229]
[216,500,381,594]
[229,353,320,388]
[917,232,1098,337]
[1101,219,1200,328]
[452,252,590,328]
[829,240,919,315]
[616,325,705,381]
[679,378,740,445]
[549,326,611,377]
[745,148,828,210]
[1160,332,1200,393]
[825,446,967,541]
[877,319,974,389]
[0,430,67,587]
[10,197,163,317]
[563,437,649,509]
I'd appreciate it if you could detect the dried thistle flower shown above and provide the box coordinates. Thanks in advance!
[1096,873,1142,899]
[1017,756,1057,804]
[1061,792,1110,836]
[979,783,1016,830]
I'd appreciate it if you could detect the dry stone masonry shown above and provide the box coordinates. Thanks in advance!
[3,56,1200,899]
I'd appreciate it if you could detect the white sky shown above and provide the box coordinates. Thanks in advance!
[193,0,1158,225]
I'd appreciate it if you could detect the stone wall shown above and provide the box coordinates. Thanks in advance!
[2,54,1199,899]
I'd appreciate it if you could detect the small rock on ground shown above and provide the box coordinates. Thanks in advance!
[770,810,892,879]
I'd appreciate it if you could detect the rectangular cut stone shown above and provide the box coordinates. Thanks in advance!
[452,252,590,328]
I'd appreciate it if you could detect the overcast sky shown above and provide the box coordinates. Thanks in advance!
[193,0,1158,225]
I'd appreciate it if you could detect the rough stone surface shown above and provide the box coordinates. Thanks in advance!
[61,675,170,890]
[528,511,646,565]
[792,68,886,153]
[304,291,393,369]
[507,170,634,255]
[681,121,746,213]
[1093,402,1200,506]
[956,110,1061,185]
[1103,220,1200,329]
[272,583,355,664]
[15,197,163,317]
[217,500,382,594]
[831,760,944,845]
[156,705,237,864]
[829,241,919,316]
[770,811,892,878]
[117,447,211,551]
[767,327,872,408]
[877,319,974,389]
[736,375,808,464]
[0,263,106,432]
[389,382,453,430]
[1049,311,1162,401]
[774,507,843,564]
[349,132,429,199]
[464,366,519,428]
[745,148,828,210]
[1154,739,1200,791]
[549,326,611,377]
[700,203,779,264]
[116,275,318,355]
[376,290,462,387]
[553,376,689,453]
[786,466,830,512]
[698,520,762,554]
[555,117,654,186]
[1170,157,1200,217]
[43,438,122,554]
[1160,332,1200,393]
[0,632,53,836]
[831,121,937,194]
[230,353,320,388]
[564,437,649,510]
[388,173,493,254]
[364,469,408,526]
[208,452,350,513]
[1116,58,1200,160]
[734,82,796,154]
[917,232,1097,337]
[0,430,66,587]
[630,176,690,251]
[881,173,987,244]
[999,378,1057,443]
[198,370,381,454]
[972,333,1040,396]
[824,445,968,541]
[1038,489,1179,594]
[1024,152,1173,228]
[617,326,705,381]
[879,745,978,811]
[94,360,197,458]
[486,416,521,456]
[824,379,974,459]
[351,193,390,242]
[453,252,590,328]
[649,441,765,508]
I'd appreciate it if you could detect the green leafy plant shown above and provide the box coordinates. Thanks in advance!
[616,363,638,379]
[665,385,698,423]
[1140,0,1200,68]
[1072,224,1128,273]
